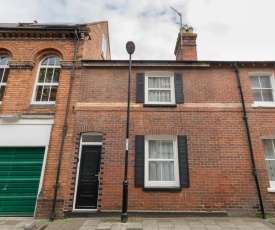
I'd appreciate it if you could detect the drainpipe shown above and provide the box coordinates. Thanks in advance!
[234,63,265,219]
[50,29,80,221]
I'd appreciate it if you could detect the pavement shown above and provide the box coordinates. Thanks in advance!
[0,216,275,230]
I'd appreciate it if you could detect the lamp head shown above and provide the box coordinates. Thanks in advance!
[126,41,135,55]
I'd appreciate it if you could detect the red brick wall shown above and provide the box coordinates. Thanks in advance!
[64,64,275,216]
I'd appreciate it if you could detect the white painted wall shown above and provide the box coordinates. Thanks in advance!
[0,119,54,146]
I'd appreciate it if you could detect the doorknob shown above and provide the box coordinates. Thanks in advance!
[2,185,7,191]
[95,172,100,177]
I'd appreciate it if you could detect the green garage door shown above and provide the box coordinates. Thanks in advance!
[0,147,45,216]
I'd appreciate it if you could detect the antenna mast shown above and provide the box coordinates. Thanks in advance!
[171,7,184,54]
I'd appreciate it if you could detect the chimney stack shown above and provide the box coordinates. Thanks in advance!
[174,26,197,61]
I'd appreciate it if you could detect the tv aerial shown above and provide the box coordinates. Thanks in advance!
[171,7,188,30]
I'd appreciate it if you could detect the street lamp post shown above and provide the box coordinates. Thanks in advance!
[121,41,135,223]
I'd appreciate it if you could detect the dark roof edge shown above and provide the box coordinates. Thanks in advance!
[82,59,275,64]
[82,60,275,67]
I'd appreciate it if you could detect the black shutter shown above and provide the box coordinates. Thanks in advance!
[174,73,184,104]
[135,135,145,187]
[178,135,189,188]
[136,73,145,103]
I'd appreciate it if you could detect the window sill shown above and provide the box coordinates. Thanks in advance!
[143,104,177,107]
[29,104,55,109]
[252,102,275,108]
[143,187,182,192]
[267,188,275,193]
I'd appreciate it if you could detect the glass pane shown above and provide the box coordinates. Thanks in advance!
[55,57,60,66]
[42,86,50,101]
[0,57,10,65]
[0,86,5,101]
[260,76,271,88]
[41,58,48,66]
[250,76,260,88]
[162,161,174,181]
[252,91,262,101]
[148,77,159,88]
[82,135,102,142]
[149,161,161,181]
[262,90,274,102]
[0,69,3,81]
[159,91,171,102]
[160,77,170,88]
[265,160,275,181]
[263,139,275,160]
[160,140,173,159]
[35,86,43,101]
[149,141,158,159]
[38,68,46,83]
[2,69,9,83]
[48,57,55,66]
[53,68,60,83]
[148,90,159,102]
[45,68,53,83]
[49,86,57,101]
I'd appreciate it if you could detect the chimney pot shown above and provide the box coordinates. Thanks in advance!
[187,27,193,33]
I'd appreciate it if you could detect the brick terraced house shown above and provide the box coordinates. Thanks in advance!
[0,21,110,218]
[64,27,275,218]
[0,22,274,219]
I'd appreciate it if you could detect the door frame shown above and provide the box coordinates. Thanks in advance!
[73,132,102,212]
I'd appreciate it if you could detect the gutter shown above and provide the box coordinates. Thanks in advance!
[234,63,266,219]
[50,29,80,221]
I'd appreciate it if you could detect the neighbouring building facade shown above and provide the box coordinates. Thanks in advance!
[0,22,274,219]
[0,21,110,218]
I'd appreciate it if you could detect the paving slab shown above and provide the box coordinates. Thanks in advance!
[142,219,158,230]
[80,226,96,230]
[187,221,205,228]
[200,219,217,225]
[110,224,127,230]
[157,221,173,228]
[96,222,112,230]
[174,225,191,230]
[126,222,142,230]
[83,219,100,226]
[217,221,237,228]
[0,225,12,230]
[172,220,188,226]
[205,225,223,230]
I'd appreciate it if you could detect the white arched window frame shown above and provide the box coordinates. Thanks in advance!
[32,56,61,104]
[0,55,11,103]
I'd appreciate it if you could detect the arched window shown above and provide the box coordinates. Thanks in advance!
[0,55,11,102]
[33,56,61,103]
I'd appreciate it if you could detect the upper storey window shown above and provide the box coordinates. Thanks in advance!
[249,73,275,107]
[136,72,184,106]
[0,56,11,102]
[33,56,61,104]
[145,73,175,104]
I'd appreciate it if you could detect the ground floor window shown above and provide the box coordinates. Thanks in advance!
[135,135,189,190]
[262,139,275,190]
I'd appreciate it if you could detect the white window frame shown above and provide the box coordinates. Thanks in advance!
[0,55,11,103]
[32,56,61,104]
[249,72,275,107]
[73,132,103,212]
[101,35,107,59]
[144,135,179,188]
[261,136,275,192]
[145,72,175,105]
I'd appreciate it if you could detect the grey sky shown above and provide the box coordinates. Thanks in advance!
[1,0,275,61]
